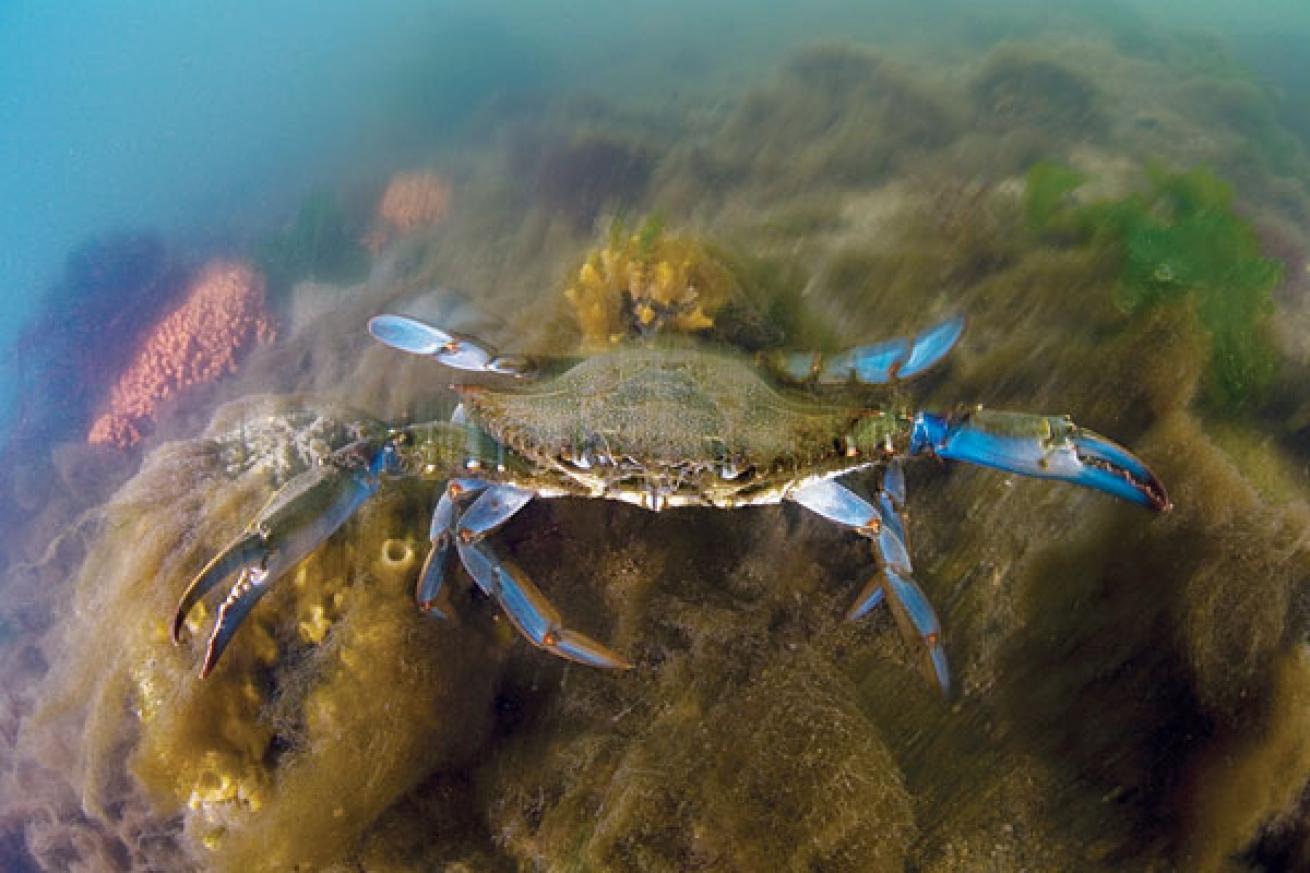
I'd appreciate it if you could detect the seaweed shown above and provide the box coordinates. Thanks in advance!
[1025,163,1282,411]
[564,218,743,347]
[14,398,500,871]
[1022,161,1086,236]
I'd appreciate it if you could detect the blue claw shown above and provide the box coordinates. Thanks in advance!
[171,532,262,644]
[173,444,385,677]
[1070,430,1172,510]
[368,314,534,376]
[911,408,1171,512]
[203,565,280,678]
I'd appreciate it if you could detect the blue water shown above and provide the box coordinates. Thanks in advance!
[3,0,1305,386]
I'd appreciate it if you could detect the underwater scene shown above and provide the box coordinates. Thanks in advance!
[5,1,1310,870]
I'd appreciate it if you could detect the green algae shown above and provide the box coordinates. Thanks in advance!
[1022,160,1087,236]
[1025,163,1283,411]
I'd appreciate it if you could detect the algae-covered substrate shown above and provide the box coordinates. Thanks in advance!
[5,25,1310,873]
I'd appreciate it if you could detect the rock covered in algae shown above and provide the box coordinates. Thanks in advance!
[653,43,964,212]
[15,395,500,871]
[970,47,1106,139]
[480,507,921,870]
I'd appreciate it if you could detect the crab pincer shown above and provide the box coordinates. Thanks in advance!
[910,408,1171,512]
[172,439,389,677]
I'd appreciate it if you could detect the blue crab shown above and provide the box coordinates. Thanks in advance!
[172,310,1169,693]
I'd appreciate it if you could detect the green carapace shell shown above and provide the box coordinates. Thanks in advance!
[459,346,871,471]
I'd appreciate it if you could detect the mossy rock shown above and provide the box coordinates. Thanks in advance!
[708,44,963,190]
[971,48,1105,138]
[488,653,915,871]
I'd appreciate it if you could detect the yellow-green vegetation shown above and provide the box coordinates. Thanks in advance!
[492,653,916,870]
[22,397,499,872]
[1024,162,1283,410]
[565,217,741,347]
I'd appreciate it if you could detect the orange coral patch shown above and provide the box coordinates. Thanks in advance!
[87,260,276,449]
[377,171,451,234]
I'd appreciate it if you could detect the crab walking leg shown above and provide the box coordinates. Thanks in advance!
[415,478,490,617]
[172,442,388,677]
[881,569,950,695]
[910,408,1171,512]
[456,484,536,542]
[883,456,907,509]
[846,459,910,621]
[449,483,629,667]
[768,314,964,385]
[455,538,631,668]
[789,477,950,694]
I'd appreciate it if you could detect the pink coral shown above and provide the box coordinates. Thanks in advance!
[87,261,276,449]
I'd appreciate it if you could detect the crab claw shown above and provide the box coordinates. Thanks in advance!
[173,443,386,677]
[910,408,1171,512]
